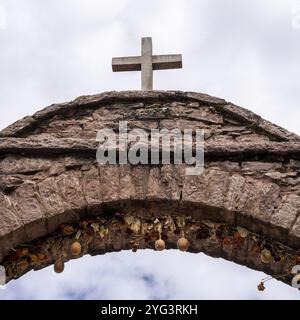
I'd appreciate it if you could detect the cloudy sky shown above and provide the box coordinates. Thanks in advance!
[0,0,300,299]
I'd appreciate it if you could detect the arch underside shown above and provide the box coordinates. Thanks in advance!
[0,91,299,286]
[1,199,299,287]
[2,200,299,286]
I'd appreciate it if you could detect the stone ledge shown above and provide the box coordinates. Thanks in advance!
[0,137,299,159]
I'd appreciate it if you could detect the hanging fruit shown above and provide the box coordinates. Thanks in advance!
[257,282,265,291]
[71,242,82,256]
[155,239,165,251]
[222,237,231,246]
[177,224,189,252]
[16,247,29,258]
[17,259,28,272]
[260,249,272,264]
[155,233,165,251]
[61,224,75,236]
[177,236,189,252]
[54,259,64,274]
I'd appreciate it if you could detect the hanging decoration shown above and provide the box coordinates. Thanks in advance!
[54,259,64,274]
[1,212,299,292]
[71,242,82,256]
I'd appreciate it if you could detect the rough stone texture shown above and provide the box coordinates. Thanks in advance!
[12,182,47,242]
[0,90,299,281]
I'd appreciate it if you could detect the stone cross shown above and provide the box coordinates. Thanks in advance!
[112,37,182,90]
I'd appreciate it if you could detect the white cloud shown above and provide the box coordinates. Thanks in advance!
[1,251,299,300]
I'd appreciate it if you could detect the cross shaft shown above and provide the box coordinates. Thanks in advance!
[112,37,182,90]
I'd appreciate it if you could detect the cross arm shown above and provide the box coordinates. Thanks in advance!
[152,54,183,70]
[112,56,142,72]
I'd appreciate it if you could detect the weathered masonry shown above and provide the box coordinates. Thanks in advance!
[0,91,299,285]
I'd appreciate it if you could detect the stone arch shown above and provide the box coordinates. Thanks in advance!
[0,91,299,285]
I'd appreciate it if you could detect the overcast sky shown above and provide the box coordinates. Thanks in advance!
[0,0,300,299]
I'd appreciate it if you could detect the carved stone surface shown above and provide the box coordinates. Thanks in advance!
[0,90,299,282]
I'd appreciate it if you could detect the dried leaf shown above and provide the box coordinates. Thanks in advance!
[124,216,135,226]
[6,264,16,278]
[164,216,176,233]
[131,219,141,233]
[51,237,63,257]
[203,222,215,229]
[91,223,99,233]
[252,235,258,242]
[99,225,109,238]
[261,249,272,264]
[176,217,185,228]
[158,224,163,234]
[237,226,249,238]
[124,216,141,233]
[75,230,82,240]
[141,223,150,235]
